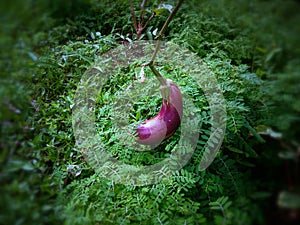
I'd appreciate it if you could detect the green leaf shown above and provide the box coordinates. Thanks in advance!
[227,146,244,154]
[154,4,173,16]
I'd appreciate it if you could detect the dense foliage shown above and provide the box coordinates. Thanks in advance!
[1,0,300,224]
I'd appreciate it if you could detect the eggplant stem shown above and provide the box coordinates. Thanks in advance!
[148,64,167,85]
[160,83,171,101]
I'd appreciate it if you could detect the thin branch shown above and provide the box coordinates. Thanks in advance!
[139,0,148,37]
[156,0,184,40]
[144,0,184,66]
[141,0,147,10]
[142,12,155,31]
[130,0,138,32]
[136,0,183,92]
[143,40,161,67]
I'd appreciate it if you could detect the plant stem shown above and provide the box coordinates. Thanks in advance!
[130,0,138,32]
[141,0,147,10]
[144,0,184,86]
[139,0,147,37]
[155,0,184,40]
[141,12,155,31]
[149,63,167,85]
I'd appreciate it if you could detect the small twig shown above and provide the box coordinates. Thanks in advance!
[141,12,155,31]
[144,0,184,66]
[135,0,150,40]
[141,0,147,10]
[143,40,162,67]
[144,0,184,91]
[130,0,138,32]
[155,0,184,40]
[134,0,184,93]
[138,0,146,36]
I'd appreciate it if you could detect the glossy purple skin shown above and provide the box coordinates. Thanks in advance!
[136,80,183,146]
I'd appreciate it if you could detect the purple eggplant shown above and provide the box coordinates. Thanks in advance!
[136,79,183,145]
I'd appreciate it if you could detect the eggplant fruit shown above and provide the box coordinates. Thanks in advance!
[136,79,183,145]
